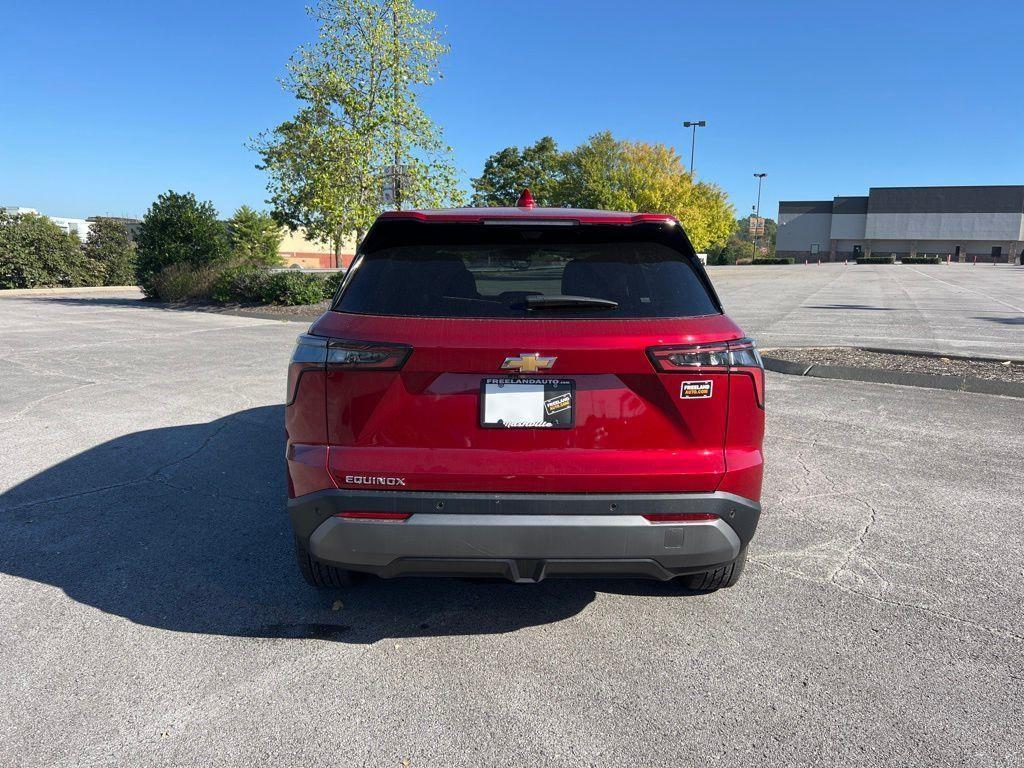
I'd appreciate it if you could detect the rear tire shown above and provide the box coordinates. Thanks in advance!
[680,546,747,592]
[294,536,356,588]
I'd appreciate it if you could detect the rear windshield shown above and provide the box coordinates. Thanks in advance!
[336,230,718,319]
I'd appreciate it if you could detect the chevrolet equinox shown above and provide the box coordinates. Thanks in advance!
[286,191,765,591]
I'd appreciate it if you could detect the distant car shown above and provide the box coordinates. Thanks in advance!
[285,191,765,590]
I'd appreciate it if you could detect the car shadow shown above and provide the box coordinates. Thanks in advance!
[37,295,324,323]
[804,304,895,311]
[0,405,696,644]
[973,315,1024,325]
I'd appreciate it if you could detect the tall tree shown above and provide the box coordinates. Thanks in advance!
[84,217,137,285]
[557,131,630,211]
[471,137,563,206]
[253,0,462,252]
[559,133,735,252]
[136,191,228,297]
[227,206,283,267]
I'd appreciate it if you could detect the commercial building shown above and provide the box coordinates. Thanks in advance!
[278,228,356,269]
[3,206,94,242]
[87,216,142,240]
[777,185,1024,263]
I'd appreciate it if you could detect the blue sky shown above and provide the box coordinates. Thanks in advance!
[2,0,1022,222]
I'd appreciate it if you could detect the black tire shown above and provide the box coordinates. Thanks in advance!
[680,546,748,592]
[294,536,356,588]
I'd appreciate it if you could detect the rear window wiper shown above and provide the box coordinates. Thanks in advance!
[524,294,619,310]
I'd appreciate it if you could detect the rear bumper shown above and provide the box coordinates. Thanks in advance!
[290,490,761,582]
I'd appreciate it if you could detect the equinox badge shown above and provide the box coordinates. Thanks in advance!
[501,353,556,373]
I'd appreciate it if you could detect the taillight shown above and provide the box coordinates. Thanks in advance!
[326,339,410,370]
[286,333,411,405]
[647,337,765,409]
[647,343,731,371]
[643,512,719,523]
[726,338,766,409]
[334,511,411,521]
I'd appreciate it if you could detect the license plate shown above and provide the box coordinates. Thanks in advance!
[480,378,574,428]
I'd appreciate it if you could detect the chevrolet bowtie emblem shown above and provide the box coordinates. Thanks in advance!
[501,353,557,373]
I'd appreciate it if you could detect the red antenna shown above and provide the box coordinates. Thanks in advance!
[516,188,536,208]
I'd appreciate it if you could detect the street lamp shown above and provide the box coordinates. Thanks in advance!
[752,173,767,261]
[682,120,706,175]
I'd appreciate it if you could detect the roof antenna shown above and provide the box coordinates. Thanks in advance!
[516,189,536,209]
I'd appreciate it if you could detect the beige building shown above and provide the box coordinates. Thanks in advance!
[278,228,357,269]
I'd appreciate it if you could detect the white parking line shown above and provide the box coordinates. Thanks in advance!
[901,266,1024,313]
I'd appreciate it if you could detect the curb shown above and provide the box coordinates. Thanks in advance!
[7,289,321,324]
[137,301,320,324]
[763,353,1024,399]
[0,285,140,297]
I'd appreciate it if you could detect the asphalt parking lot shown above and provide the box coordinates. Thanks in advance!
[1,264,1022,767]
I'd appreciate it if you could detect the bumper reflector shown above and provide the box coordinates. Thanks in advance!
[335,511,411,521]
[642,512,719,524]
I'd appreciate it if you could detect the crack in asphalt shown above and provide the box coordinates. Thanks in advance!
[0,417,237,515]
[0,381,100,426]
[828,497,880,585]
[750,557,1024,644]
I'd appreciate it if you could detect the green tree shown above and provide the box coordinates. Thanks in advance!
[84,217,137,285]
[227,206,283,267]
[0,211,101,289]
[709,234,751,265]
[253,0,462,252]
[557,131,630,210]
[136,191,229,297]
[471,137,564,206]
[556,133,735,252]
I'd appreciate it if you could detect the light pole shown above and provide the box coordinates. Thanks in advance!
[682,120,706,175]
[752,173,767,261]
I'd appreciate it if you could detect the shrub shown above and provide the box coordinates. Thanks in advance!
[753,257,795,265]
[149,263,221,302]
[856,255,896,264]
[322,270,345,298]
[734,257,753,266]
[0,211,103,289]
[83,217,137,285]
[900,256,941,264]
[261,271,331,305]
[136,191,229,297]
[211,265,272,303]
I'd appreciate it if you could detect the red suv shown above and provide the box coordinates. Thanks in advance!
[286,194,764,591]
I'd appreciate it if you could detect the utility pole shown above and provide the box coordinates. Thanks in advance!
[752,173,767,261]
[682,120,706,175]
[392,4,402,211]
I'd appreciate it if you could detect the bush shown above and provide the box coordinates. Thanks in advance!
[856,255,896,264]
[322,270,345,298]
[0,211,103,289]
[211,265,272,303]
[152,263,342,306]
[211,267,337,305]
[734,257,753,266]
[83,217,137,285]
[136,191,229,297]
[900,256,941,264]
[149,263,221,302]
[753,257,795,265]
[261,271,331,305]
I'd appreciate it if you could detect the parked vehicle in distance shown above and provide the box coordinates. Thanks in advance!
[286,190,765,591]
